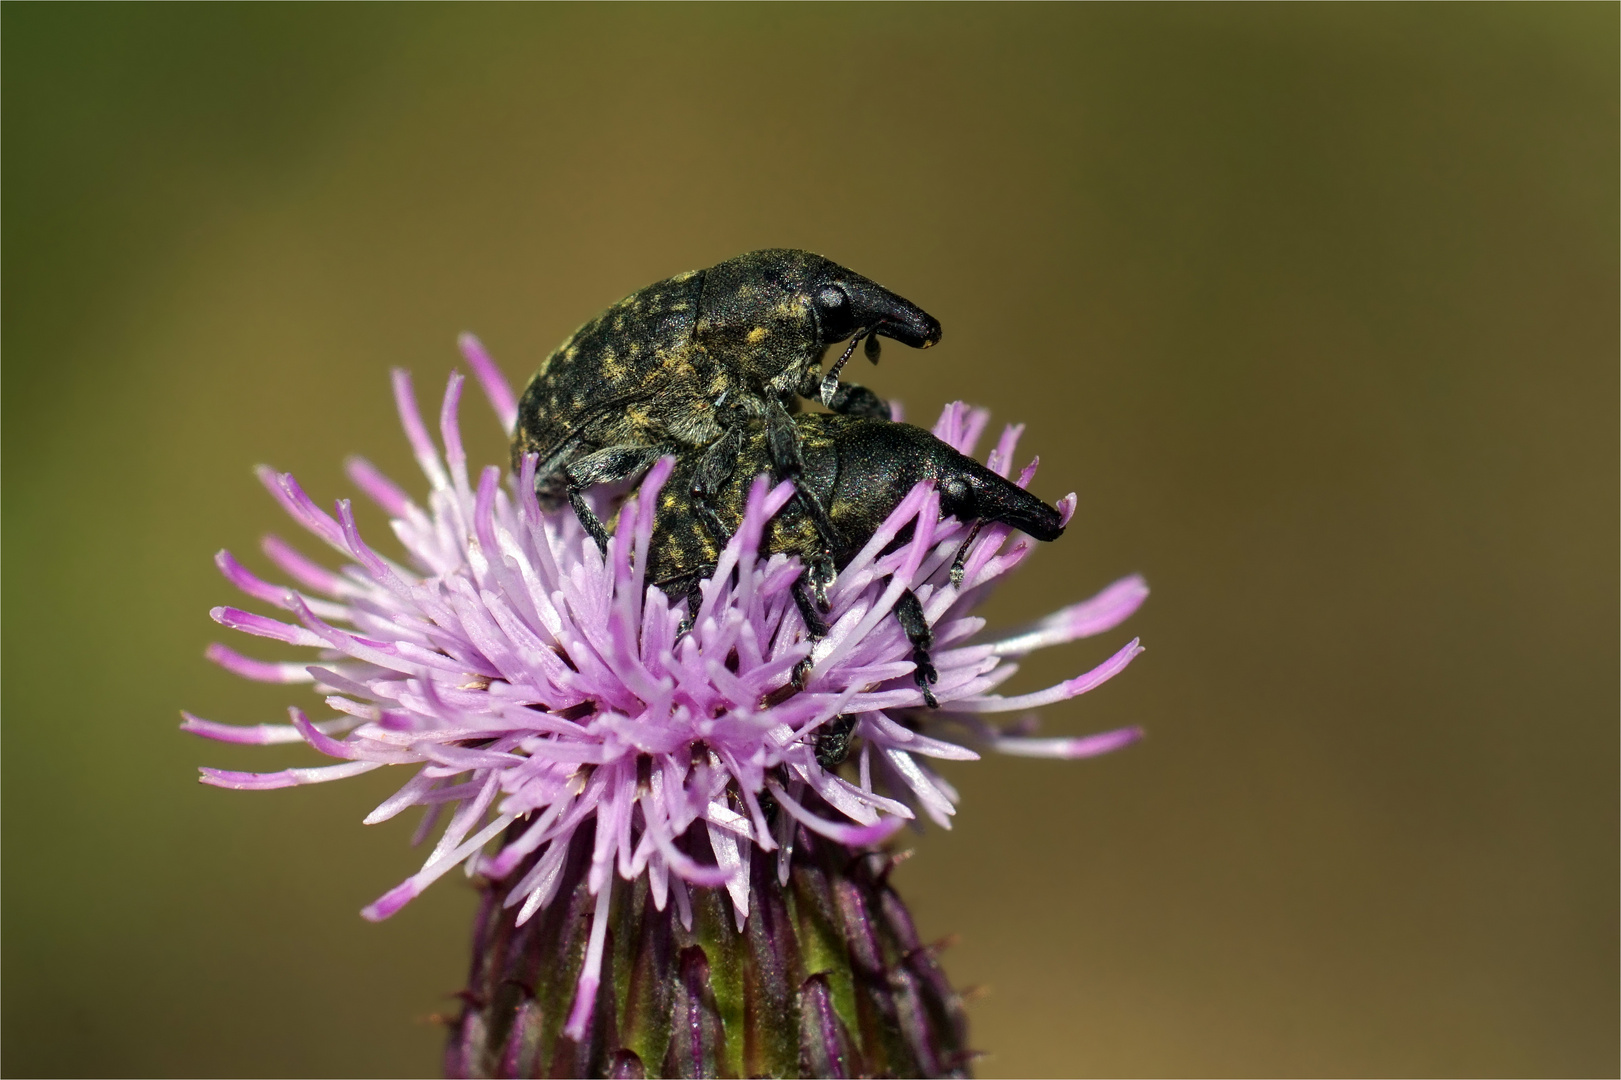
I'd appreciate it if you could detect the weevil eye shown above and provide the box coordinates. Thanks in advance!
[942,476,974,513]
[814,284,859,342]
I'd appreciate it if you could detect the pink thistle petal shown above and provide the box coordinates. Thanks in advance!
[987,574,1150,656]
[472,466,502,563]
[767,780,907,846]
[256,468,350,555]
[860,713,980,761]
[260,535,348,596]
[290,708,416,763]
[827,481,935,600]
[391,368,449,492]
[958,407,991,458]
[210,606,328,648]
[215,551,352,621]
[706,821,750,926]
[563,883,614,1040]
[952,637,1144,713]
[364,810,519,922]
[333,499,411,591]
[363,769,443,825]
[215,549,292,607]
[204,643,315,684]
[993,726,1144,759]
[200,761,381,790]
[458,333,519,435]
[181,711,311,745]
[361,880,420,922]
[990,422,1025,477]
[1057,492,1077,527]
[438,371,471,496]
[344,456,413,518]
[931,400,965,443]
[878,749,957,827]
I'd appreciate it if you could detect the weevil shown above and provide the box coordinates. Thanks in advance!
[513,250,941,577]
[638,414,1065,709]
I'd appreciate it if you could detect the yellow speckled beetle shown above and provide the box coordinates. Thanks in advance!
[636,413,1065,708]
[512,250,942,579]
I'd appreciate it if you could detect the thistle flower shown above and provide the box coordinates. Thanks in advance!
[188,335,1147,1077]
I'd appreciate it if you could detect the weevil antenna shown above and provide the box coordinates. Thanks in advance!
[820,332,864,406]
[819,322,886,406]
[948,520,984,588]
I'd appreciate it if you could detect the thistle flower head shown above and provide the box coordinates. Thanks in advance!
[188,335,1146,1043]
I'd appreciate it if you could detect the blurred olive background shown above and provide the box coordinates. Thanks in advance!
[4,5,1615,1077]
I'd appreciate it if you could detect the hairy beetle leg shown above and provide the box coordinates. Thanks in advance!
[673,584,704,639]
[790,574,831,690]
[791,575,830,638]
[894,588,940,709]
[801,352,893,421]
[563,443,671,553]
[688,428,743,548]
[806,552,836,611]
[791,657,813,691]
[765,402,844,560]
[822,381,892,421]
[567,489,614,553]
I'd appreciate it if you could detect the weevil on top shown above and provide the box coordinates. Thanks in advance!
[512,249,941,603]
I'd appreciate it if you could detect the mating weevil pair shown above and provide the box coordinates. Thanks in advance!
[513,249,941,557]
[512,249,1064,714]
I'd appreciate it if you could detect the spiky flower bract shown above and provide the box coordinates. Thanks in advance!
[188,335,1146,1069]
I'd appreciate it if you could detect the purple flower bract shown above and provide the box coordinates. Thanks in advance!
[187,335,1147,1040]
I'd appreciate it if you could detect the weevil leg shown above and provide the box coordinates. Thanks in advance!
[894,588,940,709]
[799,356,892,421]
[805,550,835,611]
[673,578,706,639]
[564,444,671,553]
[791,574,830,639]
[522,390,656,506]
[689,427,743,547]
[822,381,892,420]
[765,401,842,556]
[790,573,831,689]
[567,490,613,552]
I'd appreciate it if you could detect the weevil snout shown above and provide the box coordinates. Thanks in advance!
[810,268,941,354]
[960,468,1065,541]
[840,278,942,351]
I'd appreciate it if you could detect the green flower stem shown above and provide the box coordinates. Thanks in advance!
[447,823,971,1079]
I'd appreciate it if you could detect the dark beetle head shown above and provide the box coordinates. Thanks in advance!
[816,417,1064,565]
[696,250,941,395]
[802,256,942,352]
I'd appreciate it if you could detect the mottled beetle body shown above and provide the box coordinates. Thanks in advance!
[642,415,1063,585]
[636,413,1065,708]
[513,250,942,556]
